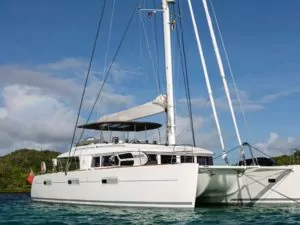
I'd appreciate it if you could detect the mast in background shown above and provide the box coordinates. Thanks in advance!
[202,0,245,160]
[162,0,176,145]
[187,0,228,163]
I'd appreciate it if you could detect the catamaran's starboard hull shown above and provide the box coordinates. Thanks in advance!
[31,163,209,208]
[197,165,300,205]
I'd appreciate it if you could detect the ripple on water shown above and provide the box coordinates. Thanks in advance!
[1,194,300,225]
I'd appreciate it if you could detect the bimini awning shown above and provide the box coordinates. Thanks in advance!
[98,95,166,122]
[77,121,161,131]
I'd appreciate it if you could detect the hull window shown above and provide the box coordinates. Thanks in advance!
[268,178,276,183]
[68,179,80,185]
[43,180,52,185]
[102,177,118,184]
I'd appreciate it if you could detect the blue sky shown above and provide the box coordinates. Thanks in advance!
[0,0,299,160]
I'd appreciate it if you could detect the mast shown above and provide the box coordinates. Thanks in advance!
[162,0,176,145]
[187,0,228,163]
[202,0,243,150]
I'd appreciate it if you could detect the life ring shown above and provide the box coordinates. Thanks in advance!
[40,161,46,173]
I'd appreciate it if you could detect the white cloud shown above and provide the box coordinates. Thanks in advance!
[37,57,87,71]
[255,132,300,156]
[179,87,299,113]
[0,85,77,155]
[174,114,221,150]
[0,58,135,155]
[109,63,141,84]
[260,89,300,103]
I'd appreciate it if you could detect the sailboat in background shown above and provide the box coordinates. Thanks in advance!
[187,0,300,205]
[30,0,300,208]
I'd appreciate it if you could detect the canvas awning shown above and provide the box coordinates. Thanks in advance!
[98,94,166,122]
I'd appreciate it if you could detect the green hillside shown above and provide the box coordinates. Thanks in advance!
[273,149,300,166]
[0,149,60,193]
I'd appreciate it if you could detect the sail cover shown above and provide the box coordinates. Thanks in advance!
[98,95,166,122]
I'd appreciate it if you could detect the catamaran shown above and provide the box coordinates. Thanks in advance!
[31,0,300,207]
[31,0,213,208]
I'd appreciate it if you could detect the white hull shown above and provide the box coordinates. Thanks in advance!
[31,163,210,208]
[197,165,300,205]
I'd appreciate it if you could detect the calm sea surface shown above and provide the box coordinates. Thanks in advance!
[0,193,299,225]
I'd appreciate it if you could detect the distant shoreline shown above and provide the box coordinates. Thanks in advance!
[0,190,30,194]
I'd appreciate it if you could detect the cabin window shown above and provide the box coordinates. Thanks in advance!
[91,156,101,167]
[102,155,119,166]
[109,156,119,166]
[197,156,213,165]
[102,156,112,167]
[57,157,80,172]
[120,160,134,166]
[161,155,176,164]
[147,154,157,165]
[181,156,193,163]
[119,153,133,159]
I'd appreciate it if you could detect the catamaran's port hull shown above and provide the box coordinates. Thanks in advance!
[197,165,300,205]
[31,163,210,208]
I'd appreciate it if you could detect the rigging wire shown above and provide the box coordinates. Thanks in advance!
[96,0,116,125]
[139,12,162,94]
[244,172,300,205]
[103,0,116,75]
[66,4,138,172]
[65,0,107,174]
[153,0,162,93]
[209,0,252,142]
[174,0,196,146]
[176,98,210,143]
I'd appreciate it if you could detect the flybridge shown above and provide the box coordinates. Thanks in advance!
[77,121,162,132]
[76,95,165,133]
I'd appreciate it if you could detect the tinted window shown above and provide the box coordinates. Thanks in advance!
[119,153,133,159]
[181,156,193,163]
[197,156,213,165]
[147,154,157,165]
[102,156,112,167]
[108,156,119,166]
[92,157,100,167]
[120,160,134,166]
[207,157,213,165]
[57,157,79,171]
[161,155,176,164]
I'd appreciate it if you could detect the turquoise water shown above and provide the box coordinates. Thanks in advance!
[0,193,299,225]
